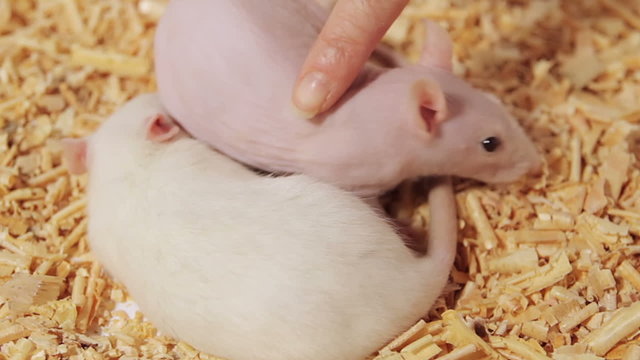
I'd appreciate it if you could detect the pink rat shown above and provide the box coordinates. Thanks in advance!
[154,0,541,198]
[62,94,458,360]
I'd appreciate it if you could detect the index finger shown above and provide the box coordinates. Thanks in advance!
[292,0,409,117]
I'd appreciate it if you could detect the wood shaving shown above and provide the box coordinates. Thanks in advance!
[69,45,151,77]
[582,302,640,356]
[0,0,639,359]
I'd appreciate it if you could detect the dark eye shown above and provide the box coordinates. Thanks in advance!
[482,137,501,152]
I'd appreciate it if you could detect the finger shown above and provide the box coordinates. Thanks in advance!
[292,0,409,117]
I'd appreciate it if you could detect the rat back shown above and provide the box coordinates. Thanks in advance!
[154,0,425,196]
[86,132,455,360]
[154,0,324,171]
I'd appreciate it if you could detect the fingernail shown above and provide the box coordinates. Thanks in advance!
[293,71,329,117]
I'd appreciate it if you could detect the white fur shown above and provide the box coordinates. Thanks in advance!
[84,94,457,360]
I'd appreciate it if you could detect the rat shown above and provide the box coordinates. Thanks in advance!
[153,0,542,198]
[61,93,458,360]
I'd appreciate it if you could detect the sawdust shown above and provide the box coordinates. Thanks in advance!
[0,0,639,359]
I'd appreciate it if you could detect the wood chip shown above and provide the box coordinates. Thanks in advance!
[622,344,640,360]
[400,334,442,360]
[487,248,539,273]
[70,45,150,77]
[49,198,86,224]
[507,230,566,244]
[466,192,498,250]
[617,261,640,291]
[0,324,30,345]
[0,273,63,314]
[2,0,640,358]
[491,336,551,360]
[558,302,599,334]
[582,302,640,356]
[434,344,479,360]
[442,310,503,359]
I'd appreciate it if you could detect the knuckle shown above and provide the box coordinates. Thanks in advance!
[317,33,366,66]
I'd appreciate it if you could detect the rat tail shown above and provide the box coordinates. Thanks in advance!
[421,176,458,269]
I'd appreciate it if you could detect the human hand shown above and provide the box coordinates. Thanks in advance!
[292,0,409,118]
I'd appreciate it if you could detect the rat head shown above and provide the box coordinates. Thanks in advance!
[346,20,541,184]
[61,93,181,175]
[423,79,542,183]
[414,20,541,182]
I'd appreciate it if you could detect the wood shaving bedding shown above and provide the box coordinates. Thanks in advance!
[0,0,638,359]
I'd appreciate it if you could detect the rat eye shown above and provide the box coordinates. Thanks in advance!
[482,137,501,152]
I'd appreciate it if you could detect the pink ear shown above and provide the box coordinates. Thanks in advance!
[412,79,448,135]
[145,113,179,142]
[419,20,453,72]
[61,138,88,174]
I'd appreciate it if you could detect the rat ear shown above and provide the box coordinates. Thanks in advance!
[412,79,448,135]
[61,138,88,174]
[146,113,180,142]
[419,20,453,72]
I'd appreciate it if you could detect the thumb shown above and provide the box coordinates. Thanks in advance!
[292,0,409,118]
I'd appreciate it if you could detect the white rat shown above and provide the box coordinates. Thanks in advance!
[62,94,458,360]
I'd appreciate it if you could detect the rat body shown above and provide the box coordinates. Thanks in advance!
[154,0,541,197]
[62,94,458,360]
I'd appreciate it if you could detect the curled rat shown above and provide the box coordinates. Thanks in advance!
[154,0,541,197]
[62,94,458,360]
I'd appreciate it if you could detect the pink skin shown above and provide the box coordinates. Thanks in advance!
[59,94,458,360]
[61,138,87,174]
[154,0,541,198]
[61,114,174,174]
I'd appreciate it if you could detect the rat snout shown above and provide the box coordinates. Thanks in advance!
[510,136,543,181]
[489,152,543,184]
[500,157,542,183]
